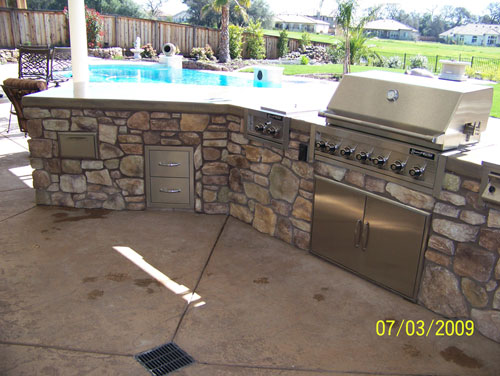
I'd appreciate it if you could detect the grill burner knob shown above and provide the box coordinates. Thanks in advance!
[254,124,265,132]
[266,126,278,136]
[409,166,425,177]
[340,147,355,157]
[390,160,406,172]
[372,156,387,167]
[325,143,338,154]
[315,140,326,150]
[355,152,370,161]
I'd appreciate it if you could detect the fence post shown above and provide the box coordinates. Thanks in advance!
[114,15,118,47]
[434,55,439,72]
[471,56,474,68]
[403,53,406,69]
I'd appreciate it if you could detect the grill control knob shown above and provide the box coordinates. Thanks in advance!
[340,146,355,157]
[409,166,425,177]
[390,160,406,172]
[372,156,387,167]
[266,126,278,136]
[254,124,265,132]
[356,152,370,161]
[325,143,338,154]
[315,140,326,150]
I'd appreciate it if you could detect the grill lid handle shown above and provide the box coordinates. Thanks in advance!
[319,112,443,143]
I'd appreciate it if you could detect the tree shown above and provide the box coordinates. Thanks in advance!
[202,0,251,63]
[28,0,144,18]
[143,0,164,19]
[487,2,500,24]
[183,0,220,27]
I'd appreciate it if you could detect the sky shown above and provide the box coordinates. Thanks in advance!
[139,0,494,17]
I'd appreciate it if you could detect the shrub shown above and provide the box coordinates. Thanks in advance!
[277,29,289,58]
[245,20,265,59]
[300,55,309,65]
[64,6,104,48]
[229,25,243,60]
[385,56,402,69]
[300,32,311,51]
[326,42,343,64]
[409,54,428,69]
[190,45,216,61]
[140,43,157,59]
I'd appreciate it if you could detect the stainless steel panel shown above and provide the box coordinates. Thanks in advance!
[311,176,366,267]
[361,195,430,299]
[59,132,97,159]
[149,150,190,178]
[150,177,190,204]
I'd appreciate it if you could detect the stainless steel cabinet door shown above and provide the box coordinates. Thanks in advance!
[311,176,366,268]
[361,196,429,298]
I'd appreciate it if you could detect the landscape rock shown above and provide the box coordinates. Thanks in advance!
[60,174,87,193]
[32,170,51,189]
[471,309,500,343]
[442,173,461,192]
[99,124,118,144]
[488,209,500,228]
[180,114,209,131]
[433,202,460,218]
[292,197,312,221]
[461,278,488,307]
[428,235,454,255]
[314,162,346,181]
[386,183,435,210]
[85,170,112,186]
[432,219,478,242]
[127,111,150,130]
[230,203,253,224]
[276,217,293,243]
[99,144,124,159]
[460,210,486,225]
[71,116,97,131]
[244,182,270,205]
[453,244,496,282]
[269,165,299,203]
[478,228,500,252]
[253,204,276,236]
[120,155,144,177]
[28,139,52,158]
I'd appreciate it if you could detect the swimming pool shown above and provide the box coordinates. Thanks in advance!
[84,64,284,88]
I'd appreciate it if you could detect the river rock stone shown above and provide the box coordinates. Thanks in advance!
[151,112,171,119]
[271,200,291,216]
[180,114,209,131]
[203,190,217,202]
[204,203,228,214]
[292,161,313,179]
[269,165,299,203]
[71,116,97,131]
[32,170,51,189]
[244,145,261,162]
[462,180,480,192]
[488,209,500,228]
[276,217,293,243]
[250,163,271,175]
[178,132,200,145]
[118,135,142,144]
[292,197,312,221]
[230,203,253,224]
[230,132,249,145]
[227,142,241,154]
[226,155,250,169]
[494,288,500,309]
[120,156,144,177]
[428,235,454,255]
[62,159,82,174]
[202,162,229,175]
[26,119,42,138]
[81,160,103,170]
[365,177,386,193]
[290,218,311,232]
[194,145,202,170]
[314,162,346,181]
[151,119,179,131]
[471,309,500,343]
[99,124,117,144]
[254,174,269,187]
[244,182,270,205]
[60,174,87,193]
[121,144,143,155]
[51,192,74,206]
[104,159,120,170]
[24,107,51,119]
[43,119,69,131]
[102,194,126,210]
[28,139,52,158]
[433,203,460,218]
[253,204,276,236]
[465,191,485,211]
[127,111,150,130]
[51,109,71,118]
[432,219,478,242]
[261,149,282,163]
[203,176,228,185]
[461,278,488,307]
[86,170,112,186]
[293,229,310,250]
[229,168,243,192]
[460,210,486,225]
[454,244,496,282]
[99,144,124,159]
[143,131,161,145]
[418,264,468,317]
[386,183,435,210]
[345,171,365,187]
[478,228,500,252]
[204,131,227,139]
[439,191,466,206]
[496,260,500,280]
[424,249,451,267]
[442,173,461,192]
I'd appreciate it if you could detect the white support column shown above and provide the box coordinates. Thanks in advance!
[68,0,89,97]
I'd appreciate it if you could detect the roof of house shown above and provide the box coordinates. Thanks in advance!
[273,14,330,26]
[173,10,190,19]
[439,23,500,37]
[364,19,418,32]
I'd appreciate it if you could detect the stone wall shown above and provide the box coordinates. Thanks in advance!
[25,105,499,342]
[314,160,500,343]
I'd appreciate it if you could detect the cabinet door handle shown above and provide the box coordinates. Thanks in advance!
[159,188,181,193]
[361,222,370,251]
[354,219,362,248]
[158,162,180,167]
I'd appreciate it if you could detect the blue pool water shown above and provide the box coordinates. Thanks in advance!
[83,64,283,88]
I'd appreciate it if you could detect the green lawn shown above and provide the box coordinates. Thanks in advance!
[492,83,500,118]
[263,29,337,44]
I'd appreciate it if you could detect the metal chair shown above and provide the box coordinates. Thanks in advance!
[18,45,52,84]
[2,78,47,135]
[51,46,72,86]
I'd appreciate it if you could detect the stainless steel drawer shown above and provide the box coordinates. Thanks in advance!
[150,177,190,204]
[149,150,190,178]
[59,132,97,159]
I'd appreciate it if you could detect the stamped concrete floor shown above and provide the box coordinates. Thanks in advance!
[1,91,500,376]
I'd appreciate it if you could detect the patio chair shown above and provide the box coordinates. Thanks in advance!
[2,78,47,135]
[51,46,72,86]
[18,45,52,84]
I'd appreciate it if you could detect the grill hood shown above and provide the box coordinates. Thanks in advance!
[320,71,493,150]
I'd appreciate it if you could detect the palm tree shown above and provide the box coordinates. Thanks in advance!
[203,0,251,63]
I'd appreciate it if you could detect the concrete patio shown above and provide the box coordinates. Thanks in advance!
[1,66,500,375]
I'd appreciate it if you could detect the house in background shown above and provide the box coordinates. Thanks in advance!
[274,14,330,34]
[439,24,500,46]
[364,19,418,40]
[172,10,190,23]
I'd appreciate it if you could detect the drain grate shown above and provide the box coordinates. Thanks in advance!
[135,342,195,375]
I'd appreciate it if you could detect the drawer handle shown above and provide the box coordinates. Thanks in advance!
[160,188,182,193]
[354,219,362,248]
[158,162,180,167]
[361,222,370,251]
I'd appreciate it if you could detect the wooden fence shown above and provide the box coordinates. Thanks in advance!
[0,8,331,59]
